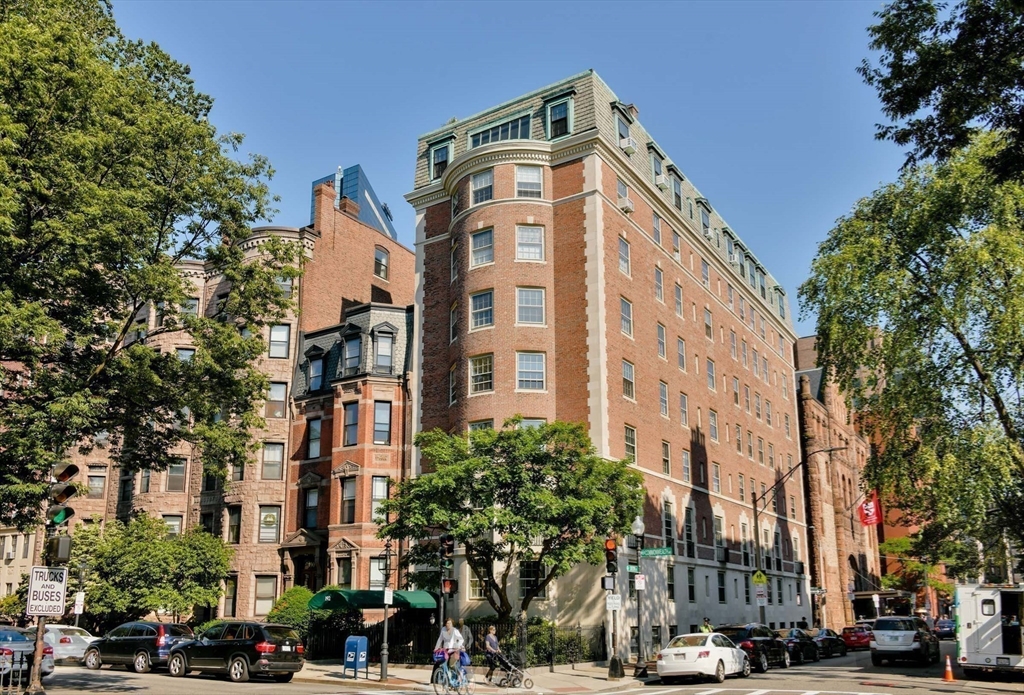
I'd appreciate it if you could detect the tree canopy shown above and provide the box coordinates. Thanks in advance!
[0,0,299,527]
[69,514,232,632]
[377,419,644,620]
[860,0,1024,181]
[800,133,1024,575]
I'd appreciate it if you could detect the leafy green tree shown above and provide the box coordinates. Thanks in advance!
[860,0,1024,181]
[0,0,299,529]
[69,514,231,631]
[878,537,954,598]
[378,419,644,621]
[266,585,314,636]
[800,133,1024,576]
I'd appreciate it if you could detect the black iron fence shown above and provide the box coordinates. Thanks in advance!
[305,611,606,667]
[0,651,33,694]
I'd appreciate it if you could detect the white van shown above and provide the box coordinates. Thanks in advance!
[954,583,1023,676]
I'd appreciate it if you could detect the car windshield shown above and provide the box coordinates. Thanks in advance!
[666,635,706,648]
[166,624,193,636]
[715,627,749,640]
[263,626,300,641]
[841,627,859,634]
[874,618,914,631]
[0,630,29,642]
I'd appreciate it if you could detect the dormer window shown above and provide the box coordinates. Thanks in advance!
[375,332,394,373]
[470,114,531,148]
[672,178,682,210]
[547,98,572,139]
[309,357,324,391]
[430,142,450,180]
[344,335,361,375]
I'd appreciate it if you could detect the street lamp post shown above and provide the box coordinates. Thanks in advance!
[631,516,647,678]
[751,446,845,625]
[379,539,395,683]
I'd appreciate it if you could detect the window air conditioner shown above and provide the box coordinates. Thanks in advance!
[619,137,637,155]
[4,552,14,560]
[702,228,713,239]
[655,174,668,190]
[618,197,635,214]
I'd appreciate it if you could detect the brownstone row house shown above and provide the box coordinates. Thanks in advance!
[794,336,881,627]
[406,70,811,661]
[61,167,414,620]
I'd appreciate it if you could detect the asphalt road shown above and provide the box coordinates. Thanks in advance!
[36,641,1023,695]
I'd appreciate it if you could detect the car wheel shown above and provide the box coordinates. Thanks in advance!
[740,657,751,678]
[812,646,821,662]
[273,673,294,683]
[228,656,249,683]
[168,653,187,677]
[712,660,725,683]
[756,652,769,673]
[781,650,791,668]
[84,649,102,670]
[132,651,151,674]
[839,644,848,657]
[871,654,883,667]
[794,648,804,665]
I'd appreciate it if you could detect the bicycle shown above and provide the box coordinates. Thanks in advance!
[432,651,474,695]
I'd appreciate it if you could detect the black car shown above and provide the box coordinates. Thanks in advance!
[807,628,848,657]
[934,619,955,640]
[83,622,193,673]
[166,621,304,683]
[715,624,790,672]
[776,628,820,664]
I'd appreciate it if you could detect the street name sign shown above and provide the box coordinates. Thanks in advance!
[752,570,768,585]
[606,594,622,611]
[27,566,68,616]
[810,587,827,595]
[626,564,639,573]
[640,546,673,558]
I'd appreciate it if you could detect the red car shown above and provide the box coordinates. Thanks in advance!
[840,626,872,651]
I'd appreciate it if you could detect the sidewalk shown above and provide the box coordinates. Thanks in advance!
[294,660,655,694]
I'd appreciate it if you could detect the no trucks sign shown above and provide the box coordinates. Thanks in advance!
[27,566,68,616]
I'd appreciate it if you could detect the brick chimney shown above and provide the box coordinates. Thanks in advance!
[338,196,360,218]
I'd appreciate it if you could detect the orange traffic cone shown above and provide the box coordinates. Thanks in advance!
[943,655,955,682]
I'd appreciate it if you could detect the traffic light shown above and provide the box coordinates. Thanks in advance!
[441,578,459,596]
[46,462,79,526]
[604,538,618,574]
[439,533,455,570]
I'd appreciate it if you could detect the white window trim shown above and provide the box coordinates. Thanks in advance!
[514,225,546,263]
[428,141,452,181]
[545,97,574,141]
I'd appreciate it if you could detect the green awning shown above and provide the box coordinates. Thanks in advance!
[308,589,437,611]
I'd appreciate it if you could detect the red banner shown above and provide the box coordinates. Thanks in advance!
[859,491,881,526]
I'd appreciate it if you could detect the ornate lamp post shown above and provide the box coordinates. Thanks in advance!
[631,516,646,677]
[379,539,395,682]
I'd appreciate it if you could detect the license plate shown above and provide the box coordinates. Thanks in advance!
[281,645,292,652]
[887,636,899,642]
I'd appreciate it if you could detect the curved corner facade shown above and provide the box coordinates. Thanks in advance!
[407,70,810,656]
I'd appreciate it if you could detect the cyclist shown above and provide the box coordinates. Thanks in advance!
[435,618,466,682]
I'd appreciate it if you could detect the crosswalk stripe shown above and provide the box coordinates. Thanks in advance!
[693,689,723,695]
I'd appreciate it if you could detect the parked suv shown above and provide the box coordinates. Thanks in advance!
[166,622,304,683]
[83,622,193,672]
[715,624,790,672]
[869,616,940,666]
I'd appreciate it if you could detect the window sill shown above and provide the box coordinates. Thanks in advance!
[468,390,494,398]
[514,258,547,264]
[623,396,636,403]
[469,261,495,271]
[469,325,495,333]
[515,323,548,329]
[514,389,548,394]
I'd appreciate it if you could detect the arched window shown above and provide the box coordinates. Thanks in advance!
[374,246,390,280]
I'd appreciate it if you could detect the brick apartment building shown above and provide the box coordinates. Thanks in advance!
[406,70,811,657]
[62,165,413,620]
[794,337,880,628]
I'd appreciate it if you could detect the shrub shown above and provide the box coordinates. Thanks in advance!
[267,586,315,636]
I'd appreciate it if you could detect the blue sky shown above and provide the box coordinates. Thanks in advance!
[113,0,904,337]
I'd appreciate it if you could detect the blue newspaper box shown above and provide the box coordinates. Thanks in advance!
[343,635,368,679]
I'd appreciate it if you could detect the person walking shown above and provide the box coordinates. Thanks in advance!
[458,618,474,654]
[435,618,466,674]
[484,625,501,683]
[699,618,714,633]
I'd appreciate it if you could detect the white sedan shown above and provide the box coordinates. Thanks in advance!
[656,633,752,683]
